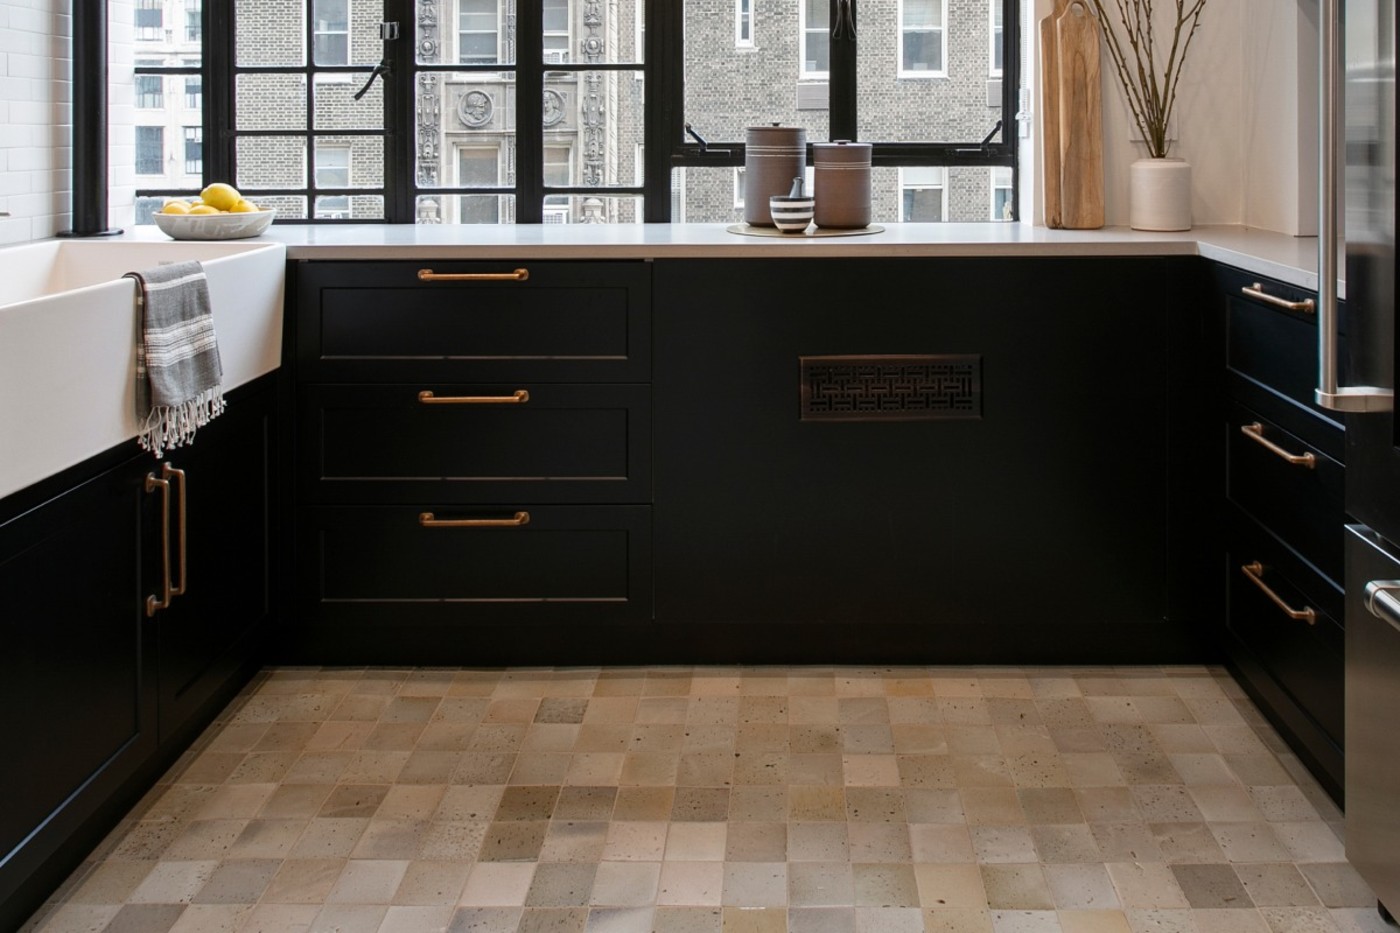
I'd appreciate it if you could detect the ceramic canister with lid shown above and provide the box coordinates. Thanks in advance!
[744,124,807,226]
[813,140,872,228]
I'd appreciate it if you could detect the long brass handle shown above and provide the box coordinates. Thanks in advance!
[417,268,529,282]
[145,468,172,617]
[419,511,531,528]
[1240,562,1317,625]
[418,389,530,405]
[1241,283,1315,314]
[1240,422,1317,469]
[168,465,188,597]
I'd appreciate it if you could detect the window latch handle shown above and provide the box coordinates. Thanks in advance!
[353,59,391,101]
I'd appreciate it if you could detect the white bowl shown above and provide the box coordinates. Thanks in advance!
[152,208,276,240]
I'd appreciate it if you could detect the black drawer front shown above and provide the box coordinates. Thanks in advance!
[1219,266,1346,452]
[298,505,652,624]
[294,260,652,382]
[1226,402,1346,583]
[300,384,652,504]
[1226,506,1344,744]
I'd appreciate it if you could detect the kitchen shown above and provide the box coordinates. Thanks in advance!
[0,1,1394,930]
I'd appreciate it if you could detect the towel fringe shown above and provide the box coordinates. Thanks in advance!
[138,385,226,458]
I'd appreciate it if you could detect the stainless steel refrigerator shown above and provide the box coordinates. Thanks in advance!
[1320,0,1398,922]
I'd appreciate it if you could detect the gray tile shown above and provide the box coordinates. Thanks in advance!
[1169,864,1252,909]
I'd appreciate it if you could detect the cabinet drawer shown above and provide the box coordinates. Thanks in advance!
[299,384,651,504]
[1226,505,1344,745]
[297,504,652,626]
[1219,265,1346,455]
[1226,402,1346,583]
[293,260,651,383]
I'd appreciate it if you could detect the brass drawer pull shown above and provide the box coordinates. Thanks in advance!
[417,268,530,282]
[145,467,172,617]
[1241,561,1317,625]
[1240,422,1317,468]
[419,511,531,528]
[168,465,188,597]
[1241,282,1315,314]
[418,389,529,405]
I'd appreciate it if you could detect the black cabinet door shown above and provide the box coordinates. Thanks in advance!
[653,257,1198,661]
[0,455,157,931]
[154,380,275,745]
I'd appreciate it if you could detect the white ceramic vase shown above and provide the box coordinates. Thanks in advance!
[1129,157,1192,231]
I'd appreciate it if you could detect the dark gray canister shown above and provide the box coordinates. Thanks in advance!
[813,140,872,228]
[744,124,807,226]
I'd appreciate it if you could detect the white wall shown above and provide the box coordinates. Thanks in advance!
[1027,0,1318,234]
[0,0,70,244]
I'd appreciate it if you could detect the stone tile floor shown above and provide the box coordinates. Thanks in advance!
[19,665,1394,933]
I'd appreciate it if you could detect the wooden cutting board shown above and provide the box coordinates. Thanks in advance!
[1039,0,1068,228]
[1055,0,1105,229]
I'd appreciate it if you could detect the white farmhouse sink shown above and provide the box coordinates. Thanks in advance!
[0,238,286,499]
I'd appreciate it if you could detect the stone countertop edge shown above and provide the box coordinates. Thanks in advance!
[121,222,1328,293]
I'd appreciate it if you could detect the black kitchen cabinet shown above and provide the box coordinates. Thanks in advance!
[286,261,654,663]
[0,375,277,932]
[1212,263,1349,802]
[0,452,157,933]
[649,256,1209,663]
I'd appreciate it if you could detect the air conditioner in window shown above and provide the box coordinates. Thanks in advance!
[544,50,570,64]
[543,208,570,224]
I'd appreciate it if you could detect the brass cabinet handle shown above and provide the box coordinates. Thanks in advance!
[417,268,529,282]
[1241,283,1315,314]
[419,511,531,528]
[418,389,530,405]
[1240,561,1318,625]
[168,465,188,597]
[145,466,172,617]
[1240,422,1317,468]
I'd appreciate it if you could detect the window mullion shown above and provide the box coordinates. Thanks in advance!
[206,0,233,187]
[828,0,857,141]
[516,0,544,223]
[385,0,413,222]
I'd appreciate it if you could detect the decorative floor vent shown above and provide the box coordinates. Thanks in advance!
[800,354,982,422]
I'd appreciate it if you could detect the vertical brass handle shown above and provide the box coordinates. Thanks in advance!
[168,465,188,598]
[1240,283,1315,314]
[1239,423,1317,468]
[417,268,530,282]
[1240,562,1318,625]
[419,511,531,528]
[145,468,172,617]
[418,390,530,404]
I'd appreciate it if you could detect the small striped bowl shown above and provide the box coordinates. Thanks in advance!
[769,196,815,233]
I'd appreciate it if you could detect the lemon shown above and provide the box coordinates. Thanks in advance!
[187,204,221,215]
[200,182,242,212]
[229,199,260,213]
[160,200,191,215]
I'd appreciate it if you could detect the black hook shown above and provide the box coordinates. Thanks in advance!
[833,0,856,41]
[353,59,391,101]
[684,123,733,157]
[980,120,1003,147]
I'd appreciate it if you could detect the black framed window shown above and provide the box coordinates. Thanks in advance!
[136,0,163,40]
[136,126,164,174]
[136,74,163,108]
[184,126,203,174]
[186,0,203,42]
[133,0,1018,224]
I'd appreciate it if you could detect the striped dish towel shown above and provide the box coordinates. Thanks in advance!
[125,260,225,458]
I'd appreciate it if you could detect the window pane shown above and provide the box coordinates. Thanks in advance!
[186,0,202,42]
[544,72,643,189]
[236,136,308,189]
[544,0,570,60]
[416,72,515,187]
[313,0,350,65]
[236,74,308,129]
[250,194,309,219]
[236,0,306,66]
[136,75,163,108]
[183,126,203,174]
[185,76,202,109]
[314,72,382,130]
[859,2,995,142]
[136,126,164,175]
[317,136,384,187]
[458,0,502,64]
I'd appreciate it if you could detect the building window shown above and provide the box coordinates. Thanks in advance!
[136,126,165,175]
[736,0,754,47]
[185,0,201,42]
[183,126,203,174]
[313,0,350,66]
[136,74,163,109]
[800,0,828,76]
[135,0,163,41]
[989,1,1003,76]
[900,0,946,76]
[457,147,502,223]
[458,0,499,64]
[901,166,947,221]
[314,144,351,218]
[991,166,1013,220]
[185,76,202,110]
[544,0,570,63]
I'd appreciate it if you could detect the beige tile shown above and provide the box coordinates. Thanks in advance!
[458,862,536,907]
[391,860,470,906]
[525,862,598,908]
[721,862,787,907]
[601,822,668,861]
[788,862,855,907]
[720,905,788,932]
[1209,823,1292,863]
[788,822,851,862]
[1105,862,1188,909]
[612,787,675,822]
[1029,825,1101,863]
[124,861,217,905]
[325,859,410,905]
[918,907,994,932]
[852,864,920,908]
[970,826,1038,864]
[262,859,345,905]
[980,864,1054,910]
[914,864,988,910]
[1044,863,1120,910]
[656,862,724,907]
[540,820,609,863]
[166,903,252,933]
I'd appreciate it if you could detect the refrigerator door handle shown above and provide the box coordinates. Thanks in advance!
[1316,0,1394,413]
[1365,581,1400,635]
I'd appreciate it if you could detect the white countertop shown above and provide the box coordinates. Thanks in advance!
[210,221,1327,292]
